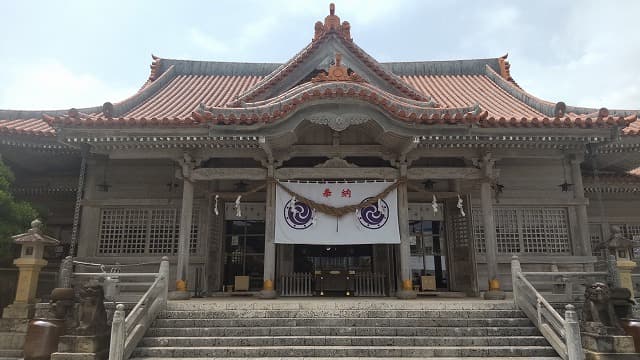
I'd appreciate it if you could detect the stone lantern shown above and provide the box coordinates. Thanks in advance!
[3,219,59,319]
[606,225,637,298]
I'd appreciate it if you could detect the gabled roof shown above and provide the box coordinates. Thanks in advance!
[0,3,637,137]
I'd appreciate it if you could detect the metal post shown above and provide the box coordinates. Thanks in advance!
[108,303,126,360]
[564,304,585,360]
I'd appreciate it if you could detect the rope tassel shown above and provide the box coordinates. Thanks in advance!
[214,194,219,216]
[432,194,438,213]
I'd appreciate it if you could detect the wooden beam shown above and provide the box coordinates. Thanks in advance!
[407,167,483,180]
[276,167,398,179]
[191,168,267,180]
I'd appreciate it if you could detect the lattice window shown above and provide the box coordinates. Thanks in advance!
[472,206,571,254]
[589,224,604,257]
[98,207,200,256]
[189,208,200,254]
[617,224,640,258]
[98,209,148,254]
[98,209,126,254]
[149,209,178,254]
[622,224,640,241]
[495,208,521,253]
[472,208,485,253]
[451,214,469,247]
[522,208,569,253]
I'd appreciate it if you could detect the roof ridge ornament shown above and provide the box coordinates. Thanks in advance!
[311,53,365,82]
[313,3,352,42]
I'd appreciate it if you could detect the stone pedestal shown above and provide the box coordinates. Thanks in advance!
[168,290,191,300]
[51,333,110,360]
[483,279,506,300]
[483,290,506,300]
[616,260,637,298]
[0,317,28,353]
[396,280,417,299]
[257,279,277,299]
[2,302,36,319]
[583,332,638,359]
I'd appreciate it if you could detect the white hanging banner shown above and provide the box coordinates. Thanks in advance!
[275,181,400,245]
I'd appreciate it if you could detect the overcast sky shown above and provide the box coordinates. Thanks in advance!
[0,0,638,111]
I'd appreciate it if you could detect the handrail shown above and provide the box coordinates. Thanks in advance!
[108,256,170,360]
[511,255,584,360]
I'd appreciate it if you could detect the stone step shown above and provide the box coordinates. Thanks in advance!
[159,309,526,319]
[0,350,22,358]
[0,332,26,349]
[131,345,558,358]
[148,326,541,337]
[165,300,518,311]
[152,317,532,328]
[132,357,562,360]
[140,335,549,347]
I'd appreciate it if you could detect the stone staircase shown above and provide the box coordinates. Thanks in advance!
[131,299,560,359]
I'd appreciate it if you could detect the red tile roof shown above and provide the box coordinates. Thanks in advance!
[624,119,640,136]
[1,3,637,136]
[0,118,55,136]
[402,74,543,119]
[125,74,263,119]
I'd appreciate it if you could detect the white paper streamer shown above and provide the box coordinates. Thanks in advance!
[432,194,438,213]
[457,194,466,217]
[377,198,382,210]
[235,195,242,217]
[214,194,219,216]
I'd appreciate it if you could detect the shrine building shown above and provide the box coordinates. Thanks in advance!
[1,4,639,298]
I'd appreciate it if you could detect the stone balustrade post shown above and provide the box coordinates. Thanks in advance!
[108,303,126,360]
[564,304,584,360]
[159,256,170,305]
[511,256,521,304]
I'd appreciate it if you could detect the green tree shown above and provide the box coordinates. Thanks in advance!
[0,157,38,264]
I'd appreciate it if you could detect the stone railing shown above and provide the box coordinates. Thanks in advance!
[511,255,584,360]
[104,257,169,360]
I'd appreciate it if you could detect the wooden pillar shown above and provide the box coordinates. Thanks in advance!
[259,164,277,298]
[176,177,194,288]
[397,162,416,298]
[480,155,505,299]
[571,155,592,256]
[480,181,498,282]
[174,155,195,298]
